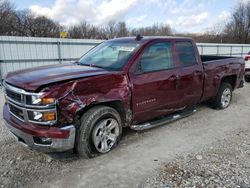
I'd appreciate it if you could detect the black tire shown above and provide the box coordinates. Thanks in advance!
[210,82,232,109]
[245,75,250,82]
[76,106,123,158]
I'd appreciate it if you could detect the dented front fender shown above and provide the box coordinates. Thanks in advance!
[42,73,132,127]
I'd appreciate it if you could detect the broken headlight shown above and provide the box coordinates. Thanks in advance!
[27,94,55,106]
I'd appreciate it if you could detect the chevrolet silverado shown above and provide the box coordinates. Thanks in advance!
[3,36,245,158]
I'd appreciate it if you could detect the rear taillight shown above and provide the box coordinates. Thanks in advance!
[245,56,250,61]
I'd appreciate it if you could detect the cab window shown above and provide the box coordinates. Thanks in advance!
[137,42,174,73]
[175,41,197,67]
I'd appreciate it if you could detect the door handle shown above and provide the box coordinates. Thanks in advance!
[194,71,201,76]
[169,75,180,89]
[169,75,177,81]
[169,75,180,81]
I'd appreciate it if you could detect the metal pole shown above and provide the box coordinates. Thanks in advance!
[57,40,62,64]
[0,61,3,84]
[230,46,232,56]
[217,45,219,55]
[241,46,243,56]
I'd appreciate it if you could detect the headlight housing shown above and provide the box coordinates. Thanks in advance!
[28,110,57,123]
[27,94,57,124]
[4,82,57,125]
[26,94,56,107]
[30,95,55,105]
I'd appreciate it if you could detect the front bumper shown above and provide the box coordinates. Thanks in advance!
[3,104,75,152]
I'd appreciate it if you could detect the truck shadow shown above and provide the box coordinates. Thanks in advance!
[48,104,210,161]
[29,93,242,162]
[48,127,136,161]
[52,91,248,162]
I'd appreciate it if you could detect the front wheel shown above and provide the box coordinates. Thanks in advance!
[76,106,122,158]
[210,82,232,109]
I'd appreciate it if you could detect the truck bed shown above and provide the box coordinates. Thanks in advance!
[200,55,244,102]
[201,55,236,63]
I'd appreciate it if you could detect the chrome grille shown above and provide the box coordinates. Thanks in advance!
[8,103,25,121]
[6,89,23,104]
[3,82,57,125]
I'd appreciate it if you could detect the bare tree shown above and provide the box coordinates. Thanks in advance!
[11,10,60,37]
[177,2,250,45]
[69,21,107,39]
[0,0,17,35]
[69,21,128,39]
[28,15,60,37]
[131,24,172,36]
[1,0,173,39]
[105,20,117,38]
[224,2,250,43]
[116,22,128,37]
[0,0,60,37]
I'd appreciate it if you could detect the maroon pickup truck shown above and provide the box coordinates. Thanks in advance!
[3,36,244,158]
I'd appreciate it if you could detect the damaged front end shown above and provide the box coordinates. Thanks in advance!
[3,81,76,152]
[39,73,132,128]
[3,72,132,152]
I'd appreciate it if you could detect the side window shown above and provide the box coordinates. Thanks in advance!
[138,42,174,73]
[176,41,197,67]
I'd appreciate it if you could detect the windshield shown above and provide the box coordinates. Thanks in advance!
[78,41,141,70]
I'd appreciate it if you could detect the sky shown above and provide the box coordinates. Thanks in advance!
[9,0,250,33]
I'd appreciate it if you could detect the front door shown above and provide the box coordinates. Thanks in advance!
[129,41,181,123]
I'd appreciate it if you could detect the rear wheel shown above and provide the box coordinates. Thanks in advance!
[245,75,250,82]
[76,106,122,158]
[210,82,232,109]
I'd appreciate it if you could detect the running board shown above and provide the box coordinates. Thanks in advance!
[131,108,197,131]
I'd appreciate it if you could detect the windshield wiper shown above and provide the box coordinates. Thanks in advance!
[73,61,79,64]
[79,63,104,69]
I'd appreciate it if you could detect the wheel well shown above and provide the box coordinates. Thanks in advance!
[76,100,126,124]
[221,75,236,90]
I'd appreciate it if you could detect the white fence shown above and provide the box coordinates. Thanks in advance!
[0,36,250,81]
[0,36,103,81]
[197,43,250,57]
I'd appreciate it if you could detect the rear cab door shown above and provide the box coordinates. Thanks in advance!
[174,39,204,107]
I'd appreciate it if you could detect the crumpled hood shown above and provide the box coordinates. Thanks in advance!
[5,64,110,91]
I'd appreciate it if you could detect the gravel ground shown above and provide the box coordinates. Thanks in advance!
[0,87,75,187]
[140,128,250,188]
[0,84,250,188]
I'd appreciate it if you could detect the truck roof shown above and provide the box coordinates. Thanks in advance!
[109,36,193,43]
